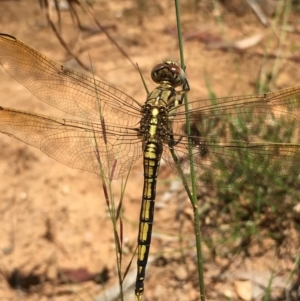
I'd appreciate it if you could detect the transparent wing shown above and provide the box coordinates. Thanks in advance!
[0,107,143,178]
[0,33,144,179]
[0,34,142,126]
[163,87,300,189]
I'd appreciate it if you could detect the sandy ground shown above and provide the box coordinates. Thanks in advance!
[0,1,299,301]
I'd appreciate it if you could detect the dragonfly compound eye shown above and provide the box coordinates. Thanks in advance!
[151,61,186,87]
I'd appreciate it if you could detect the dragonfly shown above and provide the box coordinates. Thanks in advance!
[1,33,300,301]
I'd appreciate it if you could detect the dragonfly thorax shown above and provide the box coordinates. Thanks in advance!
[139,102,170,140]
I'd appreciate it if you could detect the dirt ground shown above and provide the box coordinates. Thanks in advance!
[0,1,299,301]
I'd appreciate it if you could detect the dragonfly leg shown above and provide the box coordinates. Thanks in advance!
[176,76,190,105]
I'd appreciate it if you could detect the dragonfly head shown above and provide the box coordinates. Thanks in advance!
[151,61,186,88]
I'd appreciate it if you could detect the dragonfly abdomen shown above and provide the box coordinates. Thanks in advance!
[135,140,162,300]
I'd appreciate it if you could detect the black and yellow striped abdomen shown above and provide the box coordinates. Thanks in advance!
[135,140,162,299]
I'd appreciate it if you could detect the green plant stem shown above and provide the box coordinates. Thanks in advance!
[174,1,205,300]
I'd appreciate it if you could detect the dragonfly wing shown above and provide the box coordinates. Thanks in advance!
[0,107,143,178]
[163,140,300,190]
[163,90,300,190]
[0,33,142,127]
